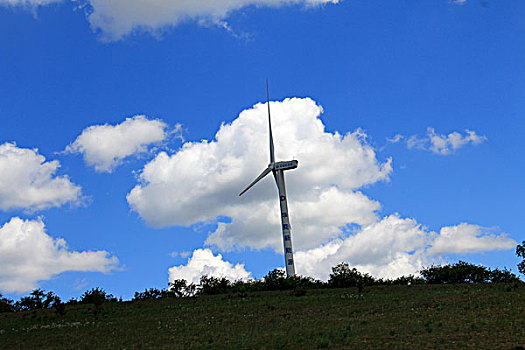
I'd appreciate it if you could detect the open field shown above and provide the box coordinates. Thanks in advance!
[1,283,524,349]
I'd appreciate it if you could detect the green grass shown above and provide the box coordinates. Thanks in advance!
[1,283,524,349]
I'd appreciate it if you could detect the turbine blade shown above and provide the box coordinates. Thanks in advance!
[267,78,275,164]
[239,166,272,196]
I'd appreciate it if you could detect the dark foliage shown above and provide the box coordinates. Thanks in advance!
[489,267,521,283]
[420,261,520,284]
[517,241,525,276]
[262,269,287,290]
[169,279,197,297]
[0,293,15,313]
[4,259,522,313]
[263,269,324,290]
[53,298,67,315]
[198,276,232,295]
[381,275,426,286]
[79,288,116,305]
[15,289,62,311]
[66,298,78,305]
[133,288,165,301]
[132,280,198,301]
[421,261,488,284]
[328,263,375,288]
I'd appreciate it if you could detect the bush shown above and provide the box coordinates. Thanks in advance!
[230,279,263,294]
[489,267,520,283]
[420,260,498,284]
[79,288,116,305]
[133,288,164,301]
[260,269,322,290]
[0,293,15,313]
[263,269,287,290]
[382,275,426,286]
[15,289,60,311]
[198,276,231,295]
[517,241,525,276]
[53,298,66,316]
[328,263,375,288]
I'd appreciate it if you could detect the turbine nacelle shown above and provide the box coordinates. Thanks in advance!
[239,160,298,197]
[272,160,298,171]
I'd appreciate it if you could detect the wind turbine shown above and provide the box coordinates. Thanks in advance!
[239,79,298,277]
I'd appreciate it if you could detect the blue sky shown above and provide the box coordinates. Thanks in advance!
[0,0,523,300]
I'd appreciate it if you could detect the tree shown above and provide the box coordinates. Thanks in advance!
[0,293,15,313]
[133,288,164,301]
[16,289,59,311]
[263,269,287,290]
[169,279,189,297]
[489,267,520,283]
[198,276,231,295]
[328,263,375,289]
[517,241,525,276]
[79,288,115,304]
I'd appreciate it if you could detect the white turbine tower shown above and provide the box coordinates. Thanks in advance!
[239,79,298,277]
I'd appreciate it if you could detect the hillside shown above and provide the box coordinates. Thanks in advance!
[1,283,524,349]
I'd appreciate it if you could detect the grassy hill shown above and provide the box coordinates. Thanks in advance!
[1,283,524,349]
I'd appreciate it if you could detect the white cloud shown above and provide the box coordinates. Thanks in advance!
[87,0,339,41]
[168,248,251,284]
[429,223,516,255]
[0,217,119,293]
[427,128,486,155]
[170,217,515,283]
[295,215,515,280]
[127,97,391,252]
[66,115,171,173]
[125,98,511,281]
[295,215,432,280]
[0,142,82,211]
[1,0,339,41]
[405,127,486,155]
[387,134,403,143]
[0,0,61,6]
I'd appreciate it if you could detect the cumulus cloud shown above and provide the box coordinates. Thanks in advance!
[170,217,515,283]
[295,215,515,280]
[0,0,61,6]
[88,0,339,41]
[0,217,119,293]
[168,248,251,284]
[0,142,82,211]
[66,115,171,173]
[128,97,391,252]
[148,98,513,282]
[1,0,339,41]
[429,223,515,255]
[406,127,486,155]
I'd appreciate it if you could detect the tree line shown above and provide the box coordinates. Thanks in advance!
[1,240,524,314]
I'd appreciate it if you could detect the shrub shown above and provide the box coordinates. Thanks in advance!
[79,288,116,305]
[0,293,15,313]
[133,288,164,301]
[328,263,375,288]
[53,297,66,316]
[198,276,231,295]
[517,241,525,276]
[489,267,520,283]
[263,269,287,290]
[15,289,60,311]
[420,261,490,284]
[384,275,426,286]
[168,280,186,297]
